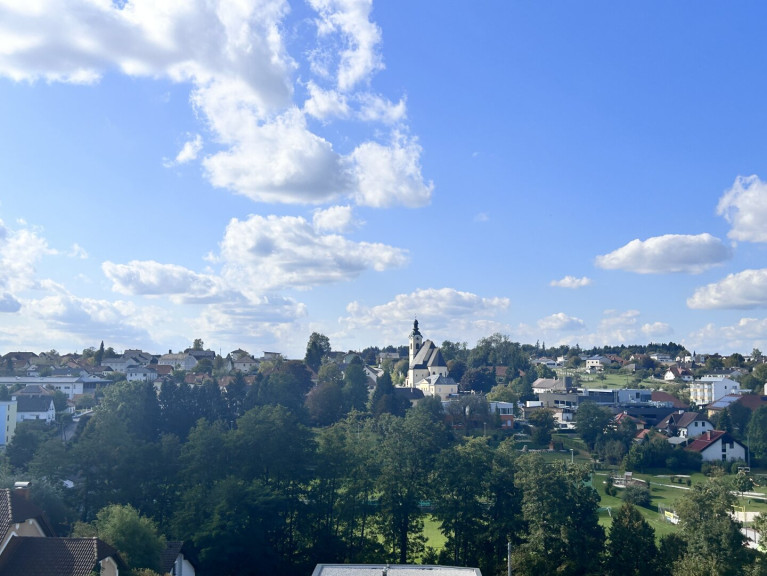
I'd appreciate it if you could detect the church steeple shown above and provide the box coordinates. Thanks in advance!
[409,318,423,367]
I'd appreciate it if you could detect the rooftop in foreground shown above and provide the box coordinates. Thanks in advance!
[312,565,482,576]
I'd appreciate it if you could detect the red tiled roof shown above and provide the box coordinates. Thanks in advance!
[686,430,731,453]
[651,390,687,409]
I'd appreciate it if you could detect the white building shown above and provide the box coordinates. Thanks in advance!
[689,377,741,407]
[686,430,747,462]
[416,374,458,399]
[405,320,448,387]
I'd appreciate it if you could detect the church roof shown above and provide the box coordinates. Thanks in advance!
[410,340,446,370]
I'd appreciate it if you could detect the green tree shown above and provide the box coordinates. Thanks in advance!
[75,504,166,573]
[305,332,331,373]
[342,357,369,412]
[527,408,555,446]
[674,477,748,575]
[376,410,447,563]
[748,405,767,463]
[512,455,604,576]
[575,401,612,450]
[94,340,105,365]
[605,503,659,576]
[305,381,345,426]
[432,437,493,568]
[192,338,204,350]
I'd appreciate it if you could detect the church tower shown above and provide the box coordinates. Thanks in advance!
[408,319,423,367]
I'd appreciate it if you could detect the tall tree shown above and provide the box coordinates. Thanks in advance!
[305,332,331,373]
[605,503,659,576]
[575,401,613,450]
[512,455,604,576]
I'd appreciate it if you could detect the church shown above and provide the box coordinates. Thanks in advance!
[404,320,458,399]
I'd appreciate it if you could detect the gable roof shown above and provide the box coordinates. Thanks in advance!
[0,537,124,576]
[0,489,56,540]
[16,396,55,414]
[410,340,446,370]
[656,410,710,431]
[686,430,742,454]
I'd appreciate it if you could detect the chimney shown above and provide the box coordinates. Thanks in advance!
[13,481,31,499]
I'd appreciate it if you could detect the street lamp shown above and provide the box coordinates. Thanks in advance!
[570,448,574,464]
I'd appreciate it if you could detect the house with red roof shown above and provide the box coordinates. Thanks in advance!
[686,430,747,462]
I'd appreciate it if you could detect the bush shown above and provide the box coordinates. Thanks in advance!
[622,483,652,508]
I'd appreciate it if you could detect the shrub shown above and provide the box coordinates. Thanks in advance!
[622,483,652,508]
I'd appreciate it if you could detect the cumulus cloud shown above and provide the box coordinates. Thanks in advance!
[339,287,510,346]
[687,269,767,309]
[313,205,356,233]
[102,260,227,303]
[68,243,88,259]
[641,322,672,338]
[687,317,767,355]
[537,312,585,331]
[0,1,431,208]
[165,133,203,166]
[717,175,767,243]
[595,233,731,274]
[219,213,408,293]
[308,0,383,91]
[550,275,592,289]
[0,219,55,295]
[349,132,433,208]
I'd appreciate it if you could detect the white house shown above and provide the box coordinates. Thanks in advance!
[15,396,55,424]
[690,377,741,406]
[0,401,17,446]
[585,355,611,371]
[686,430,747,462]
[158,352,198,371]
[656,410,714,439]
[126,365,158,383]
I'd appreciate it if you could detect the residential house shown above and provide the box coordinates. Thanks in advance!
[0,376,108,399]
[651,390,688,409]
[377,351,401,364]
[664,365,693,382]
[0,401,17,446]
[416,374,458,399]
[161,541,196,576]
[488,401,515,429]
[405,320,448,387]
[158,352,198,372]
[232,353,259,373]
[650,352,674,365]
[705,394,767,420]
[532,357,557,368]
[585,355,612,371]
[125,366,158,383]
[656,410,714,439]
[690,378,741,407]
[702,368,744,380]
[14,396,55,425]
[686,430,747,462]
[0,537,125,576]
[532,377,572,395]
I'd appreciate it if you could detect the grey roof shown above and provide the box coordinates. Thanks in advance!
[410,340,446,370]
[16,396,54,413]
[313,565,481,576]
[0,537,124,576]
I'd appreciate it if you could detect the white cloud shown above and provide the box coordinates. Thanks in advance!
[102,260,227,303]
[687,269,767,309]
[641,322,671,338]
[0,219,55,295]
[68,243,88,259]
[219,213,408,293]
[537,312,585,331]
[349,131,433,208]
[166,133,203,166]
[339,288,510,346]
[550,275,592,289]
[595,233,731,274]
[0,0,431,209]
[313,205,356,233]
[717,175,767,243]
[308,0,383,92]
[304,81,350,120]
[687,317,767,356]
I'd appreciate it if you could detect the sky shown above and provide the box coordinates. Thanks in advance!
[2,1,767,359]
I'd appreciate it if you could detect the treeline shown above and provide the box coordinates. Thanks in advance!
[5,369,767,575]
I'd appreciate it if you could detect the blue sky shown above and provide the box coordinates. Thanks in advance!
[2,1,767,359]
